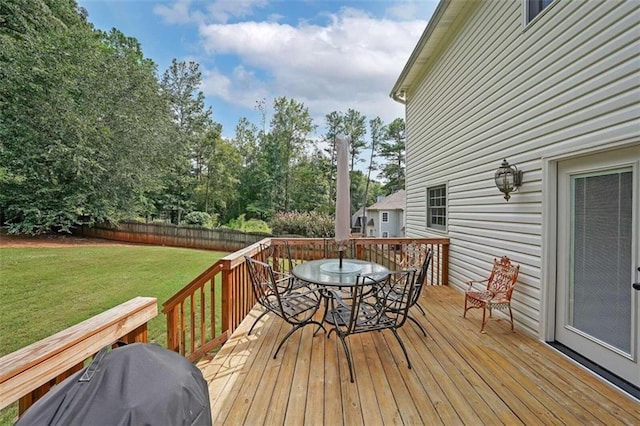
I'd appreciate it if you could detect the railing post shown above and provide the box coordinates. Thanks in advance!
[124,323,148,343]
[166,308,179,353]
[221,262,232,334]
[442,242,450,286]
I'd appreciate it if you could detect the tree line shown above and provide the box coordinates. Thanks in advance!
[0,0,406,235]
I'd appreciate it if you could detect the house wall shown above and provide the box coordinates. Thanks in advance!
[404,0,639,336]
[370,210,404,237]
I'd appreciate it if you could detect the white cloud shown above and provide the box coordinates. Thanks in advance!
[386,0,426,20]
[153,1,193,24]
[198,8,426,130]
[205,0,268,24]
[201,67,233,99]
[201,65,270,108]
[154,0,268,24]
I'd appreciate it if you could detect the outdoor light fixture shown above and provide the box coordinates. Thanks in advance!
[494,159,523,201]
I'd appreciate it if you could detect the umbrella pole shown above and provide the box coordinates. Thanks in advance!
[339,249,344,268]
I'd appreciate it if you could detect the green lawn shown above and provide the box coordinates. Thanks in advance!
[0,244,225,424]
[0,245,225,356]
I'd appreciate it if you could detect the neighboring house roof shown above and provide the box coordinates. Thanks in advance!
[390,0,474,103]
[351,207,365,227]
[367,190,406,211]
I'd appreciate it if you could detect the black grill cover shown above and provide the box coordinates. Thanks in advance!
[16,343,212,426]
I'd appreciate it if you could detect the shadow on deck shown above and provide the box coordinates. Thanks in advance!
[197,286,640,425]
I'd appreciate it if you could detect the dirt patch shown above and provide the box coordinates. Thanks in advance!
[0,233,138,248]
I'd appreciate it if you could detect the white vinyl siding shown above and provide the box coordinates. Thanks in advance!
[404,0,640,336]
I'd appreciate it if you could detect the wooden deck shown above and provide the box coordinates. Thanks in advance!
[198,286,640,425]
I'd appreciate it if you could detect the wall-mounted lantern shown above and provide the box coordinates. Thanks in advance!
[494,159,523,201]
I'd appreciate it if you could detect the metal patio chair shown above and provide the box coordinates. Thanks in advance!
[245,256,325,358]
[463,256,520,333]
[327,269,417,382]
[393,248,433,336]
[398,243,432,316]
[257,241,305,290]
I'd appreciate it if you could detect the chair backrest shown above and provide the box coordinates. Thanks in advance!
[283,240,300,273]
[398,242,428,269]
[487,256,520,300]
[245,256,279,308]
[409,248,433,306]
[257,242,296,274]
[347,269,417,334]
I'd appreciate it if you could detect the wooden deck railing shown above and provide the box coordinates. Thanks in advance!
[162,237,449,361]
[0,297,157,415]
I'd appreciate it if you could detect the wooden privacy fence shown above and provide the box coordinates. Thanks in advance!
[78,221,270,252]
[0,297,157,416]
[162,237,449,361]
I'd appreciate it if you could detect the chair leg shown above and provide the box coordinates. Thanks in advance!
[463,296,469,318]
[273,321,325,359]
[508,305,515,332]
[248,309,269,336]
[415,302,426,316]
[391,329,412,370]
[312,321,327,336]
[274,324,303,359]
[408,315,428,337]
[480,307,488,333]
[336,333,355,383]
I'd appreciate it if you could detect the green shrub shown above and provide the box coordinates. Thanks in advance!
[184,211,217,227]
[269,211,334,237]
[226,214,271,233]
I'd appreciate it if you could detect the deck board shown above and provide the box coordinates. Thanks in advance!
[199,286,640,425]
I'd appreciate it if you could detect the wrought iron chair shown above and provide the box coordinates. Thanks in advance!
[463,256,520,333]
[398,248,433,336]
[245,256,325,358]
[398,243,431,316]
[257,242,303,291]
[327,269,417,382]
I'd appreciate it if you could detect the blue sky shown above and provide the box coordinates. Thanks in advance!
[78,1,437,139]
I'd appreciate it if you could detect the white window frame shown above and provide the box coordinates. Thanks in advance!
[382,211,389,223]
[426,184,447,232]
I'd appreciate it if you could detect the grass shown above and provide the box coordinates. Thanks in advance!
[0,244,225,424]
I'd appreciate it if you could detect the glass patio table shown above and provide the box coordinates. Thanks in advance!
[291,258,389,287]
[292,258,390,324]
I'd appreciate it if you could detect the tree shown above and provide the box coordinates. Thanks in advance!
[267,97,315,212]
[193,124,241,219]
[288,149,330,212]
[379,118,406,193]
[361,117,384,234]
[227,117,269,221]
[155,59,213,224]
[343,109,367,172]
[0,0,173,234]
[323,111,343,209]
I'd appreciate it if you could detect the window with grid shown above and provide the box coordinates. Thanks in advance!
[382,212,389,223]
[427,184,446,231]
[526,0,553,23]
